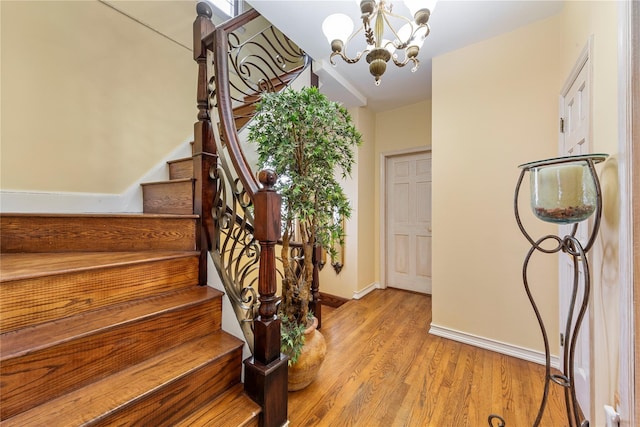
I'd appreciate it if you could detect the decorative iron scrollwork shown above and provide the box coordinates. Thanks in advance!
[227,24,307,103]
[211,159,261,350]
[225,21,308,133]
[204,15,310,351]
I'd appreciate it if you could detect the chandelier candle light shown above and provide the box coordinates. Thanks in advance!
[322,0,436,85]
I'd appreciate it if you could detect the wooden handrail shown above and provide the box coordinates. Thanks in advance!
[212,27,260,198]
[202,7,263,199]
[204,7,309,201]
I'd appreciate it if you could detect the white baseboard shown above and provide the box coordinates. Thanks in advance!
[0,139,193,213]
[353,282,384,300]
[429,323,560,368]
[0,190,130,214]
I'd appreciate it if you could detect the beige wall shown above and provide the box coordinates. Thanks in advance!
[320,99,432,299]
[430,2,621,424]
[319,97,426,299]
[355,107,377,292]
[374,100,432,283]
[319,106,376,299]
[431,14,563,354]
[1,1,195,195]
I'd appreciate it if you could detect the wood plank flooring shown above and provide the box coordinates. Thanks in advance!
[288,288,568,427]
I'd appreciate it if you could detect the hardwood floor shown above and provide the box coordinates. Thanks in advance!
[288,288,568,427]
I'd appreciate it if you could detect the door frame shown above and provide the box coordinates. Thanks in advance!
[379,146,432,291]
[621,1,638,425]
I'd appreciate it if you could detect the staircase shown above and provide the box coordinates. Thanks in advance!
[1,3,310,425]
[0,149,261,426]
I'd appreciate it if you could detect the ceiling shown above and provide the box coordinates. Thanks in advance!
[104,0,565,113]
[247,0,565,112]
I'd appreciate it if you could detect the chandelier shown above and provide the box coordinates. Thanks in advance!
[322,0,436,85]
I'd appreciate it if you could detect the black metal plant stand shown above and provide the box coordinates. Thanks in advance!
[488,154,608,427]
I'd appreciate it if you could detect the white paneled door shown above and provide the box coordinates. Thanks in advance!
[559,50,591,420]
[385,150,432,294]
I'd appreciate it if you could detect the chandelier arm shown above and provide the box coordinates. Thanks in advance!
[390,54,419,72]
[390,54,410,67]
[384,8,414,27]
[422,24,431,38]
[381,12,410,47]
[405,23,430,47]
[345,24,367,47]
[382,10,429,49]
[401,24,430,50]
[409,57,419,72]
[334,24,370,64]
[384,7,416,23]
[330,49,367,65]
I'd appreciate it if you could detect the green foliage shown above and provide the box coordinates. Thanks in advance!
[248,86,361,255]
[248,86,361,335]
[280,314,306,366]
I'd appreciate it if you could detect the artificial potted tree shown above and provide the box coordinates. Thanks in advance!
[248,86,361,390]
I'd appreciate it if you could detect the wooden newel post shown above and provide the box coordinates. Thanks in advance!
[244,170,288,427]
[193,2,217,285]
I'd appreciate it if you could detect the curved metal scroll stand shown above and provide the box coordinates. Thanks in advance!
[488,158,603,427]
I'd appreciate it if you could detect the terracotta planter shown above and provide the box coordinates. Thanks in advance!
[287,317,326,391]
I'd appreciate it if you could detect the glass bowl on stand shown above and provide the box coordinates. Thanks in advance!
[489,153,607,427]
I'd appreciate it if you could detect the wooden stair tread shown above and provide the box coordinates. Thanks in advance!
[1,332,243,427]
[167,156,194,165]
[1,286,222,359]
[0,213,198,219]
[174,383,261,427]
[142,177,194,186]
[0,250,198,282]
[0,285,223,419]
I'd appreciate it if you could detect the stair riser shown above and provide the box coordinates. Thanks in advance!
[169,158,194,180]
[91,350,242,427]
[1,295,223,420]
[0,215,197,253]
[1,256,199,332]
[234,115,253,131]
[142,180,194,215]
